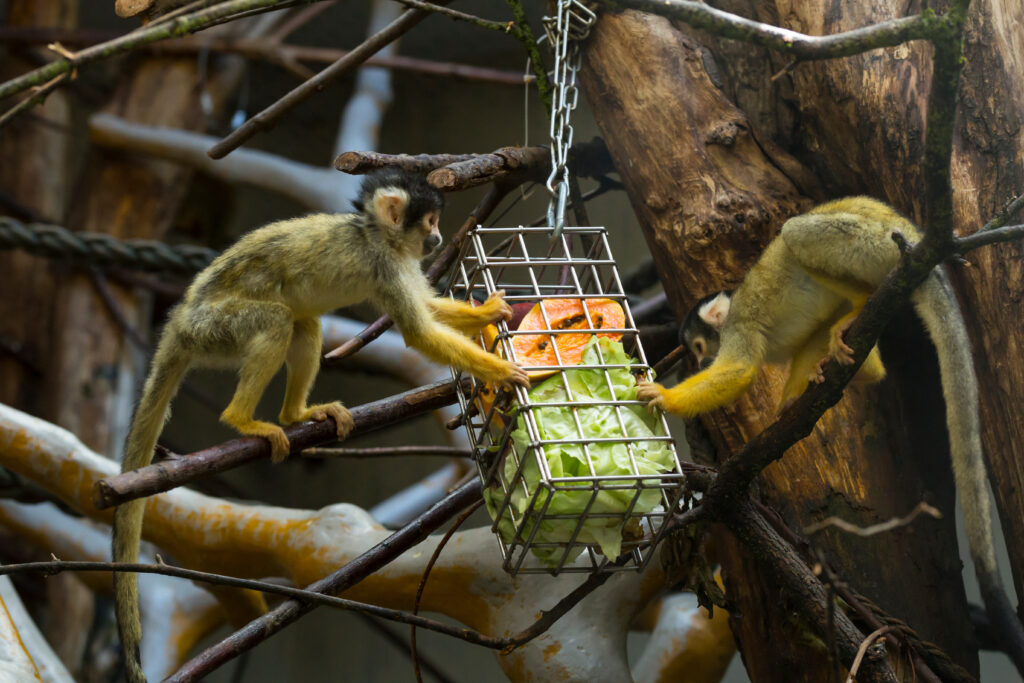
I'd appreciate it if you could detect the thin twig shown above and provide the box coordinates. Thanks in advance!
[92,378,470,509]
[979,194,1024,232]
[596,0,932,60]
[411,499,482,683]
[166,480,483,681]
[754,501,960,683]
[392,0,514,33]
[0,74,67,130]
[802,502,942,537]
[0,0,329,102]
[301,445,471,459]
[0,28,531,86]
[846,627,897,683]
[652,345,685,379]
[356,614,456,683]
[502,0,553,112]
[207,2,452,159]
[0,558,504,647]
[956,223,1024,253]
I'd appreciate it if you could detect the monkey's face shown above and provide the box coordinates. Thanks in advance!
[682,327,720,369]
[417,210,442,256]
[679,291,731,368]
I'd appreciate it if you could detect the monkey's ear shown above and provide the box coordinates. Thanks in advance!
[699,292,731,330]
[374,190,407,227]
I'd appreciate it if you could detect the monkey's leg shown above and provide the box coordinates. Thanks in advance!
[804,272,874,365]
[637,359,758,418]
[279,317,353,440]
[428,290,512,335]
[220,309,293,463]
[781,326,832,408]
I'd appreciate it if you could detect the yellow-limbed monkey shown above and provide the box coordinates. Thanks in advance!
[113,169,528,682]
[638,197,1024,672]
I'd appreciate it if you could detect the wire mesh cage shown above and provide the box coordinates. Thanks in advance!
[447,225,688,575]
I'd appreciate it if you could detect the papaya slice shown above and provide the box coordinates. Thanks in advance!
[475,298,626,415]
[511,298,625,375]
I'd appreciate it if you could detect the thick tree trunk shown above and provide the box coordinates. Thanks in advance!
[0,0,77,417]
[705,0,1024,611]
[580,7,977,680]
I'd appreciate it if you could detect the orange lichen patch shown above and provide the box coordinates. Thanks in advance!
[511,299,625,376]
[543,642,562,661]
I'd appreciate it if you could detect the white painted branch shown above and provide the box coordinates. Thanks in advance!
[90,113,345,211]
[0,402,723,682]
[631,591,735,683]
[332,0,401,162]
[0,576,71,683]
[0,502,220,682]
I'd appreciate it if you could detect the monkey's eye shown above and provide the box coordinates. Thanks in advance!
[693,338,706,357]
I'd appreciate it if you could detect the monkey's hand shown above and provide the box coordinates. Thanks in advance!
[282,402,354,441]
[479,290,514,325]
[494,360,530,389]
[635,382,667,412]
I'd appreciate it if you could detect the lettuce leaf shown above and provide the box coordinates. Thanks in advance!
[484,337,673,567]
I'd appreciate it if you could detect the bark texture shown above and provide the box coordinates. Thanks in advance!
[707,0,1024,626]
[580,7,977,679]
[0,0,77,418]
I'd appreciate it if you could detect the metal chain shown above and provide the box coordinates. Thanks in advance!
[0,217,218,273]
[542,0,596,239]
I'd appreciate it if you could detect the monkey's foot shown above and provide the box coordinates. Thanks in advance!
[828,321,856,365]
[226,420,290,463]
[480,290,514,324]
[808,359,827,385]
[282,402,354,440]
[310,403,354,440]
[635,382,667,413]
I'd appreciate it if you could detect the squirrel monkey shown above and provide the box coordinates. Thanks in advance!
[639,197,1024,671]
[112,169,528,682]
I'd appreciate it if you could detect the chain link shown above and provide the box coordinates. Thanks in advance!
[542,0,596,239]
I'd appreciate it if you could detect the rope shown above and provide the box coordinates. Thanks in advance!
[849,586,976,683]
[0,217,218,273]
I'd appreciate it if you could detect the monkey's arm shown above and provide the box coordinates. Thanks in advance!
[427,290,513,335]
[637,356,759,418]
[379,287,528,387]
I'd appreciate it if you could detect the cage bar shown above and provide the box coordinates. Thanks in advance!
[447,225,688,576]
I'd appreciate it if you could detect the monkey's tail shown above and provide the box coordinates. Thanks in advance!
[913,268,1024,675]
[113,334,190,683]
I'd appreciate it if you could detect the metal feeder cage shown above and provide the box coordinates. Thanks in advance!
[447,224,688,575]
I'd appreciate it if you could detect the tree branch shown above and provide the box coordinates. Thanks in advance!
[596,0,931,60]
[92,378,469,509]
[502,0,554,113]
[300,445,470,458]
[956,223,1024,253]
[391,0,513,33]
[0,28,532,86]
[165,479,481,681]
[0,0,326,103]
[700,1,971,513]
[207,2,451,158]
[725,500,897,682]
[0,558,505,648]
[335,151,479,174]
